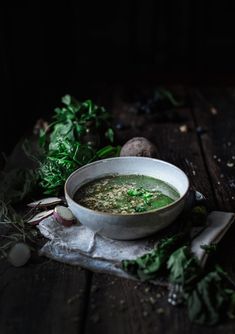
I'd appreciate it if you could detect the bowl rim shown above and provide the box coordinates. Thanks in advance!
[64,157,190,217]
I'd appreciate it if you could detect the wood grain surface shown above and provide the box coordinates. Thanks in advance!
[0,86,235,334]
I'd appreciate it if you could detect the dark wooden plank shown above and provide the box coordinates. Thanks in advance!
[83,85,222,334]
[190,87,235,273]
[185,87,235,333]
[191,88,235,212]
[84,274,190,334]
[2,85,235,334]
[111,85,216,207]
[0,259,91,334]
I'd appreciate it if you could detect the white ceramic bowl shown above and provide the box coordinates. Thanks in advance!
[65,157,189,240]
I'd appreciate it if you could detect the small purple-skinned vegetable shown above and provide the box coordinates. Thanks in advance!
[27,197,62,208]
[27,210,54,225]
[53,206,76,227]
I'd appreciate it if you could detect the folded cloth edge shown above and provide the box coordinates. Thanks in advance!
[191,211,235,267]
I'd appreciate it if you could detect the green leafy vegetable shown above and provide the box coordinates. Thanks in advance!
[1,94,119,200]
[36,95,119,194]
[122,226,235,326]
[38,140,120,195]
[186,266,235,325]
[95,145,121,159]
[167,246,200,285]
[134,204,147,213]
[200,243,217,253]
[122,234,182,280]
[167,247,235,325]
[46,96,111,147]
[105,128,114,143]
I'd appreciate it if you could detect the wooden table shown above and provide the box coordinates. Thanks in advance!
[1,86,235,334]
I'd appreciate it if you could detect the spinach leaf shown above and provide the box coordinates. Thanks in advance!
[167,247,235,325]
[123,229,235,326]
[37,95,119,195]
[186,266,232,325]
[167,246,200,285]
[38,138,119,195]
[122,234,182,280]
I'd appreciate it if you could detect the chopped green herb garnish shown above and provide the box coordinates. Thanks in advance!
[127,188,144,196]
[200,243,217,253]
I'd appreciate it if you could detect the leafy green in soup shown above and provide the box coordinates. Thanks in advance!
[74,174,180,214]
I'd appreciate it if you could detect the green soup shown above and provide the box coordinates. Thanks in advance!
[74,174,180,214]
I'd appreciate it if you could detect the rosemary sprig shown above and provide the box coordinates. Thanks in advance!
[0,201,38,258]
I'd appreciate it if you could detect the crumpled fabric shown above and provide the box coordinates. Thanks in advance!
[38,216,155,278]
[38,211,234,280]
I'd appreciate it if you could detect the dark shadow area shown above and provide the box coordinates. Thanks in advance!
[1,1,235,154]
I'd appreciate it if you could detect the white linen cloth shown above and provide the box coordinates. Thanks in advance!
[38,211,235,280]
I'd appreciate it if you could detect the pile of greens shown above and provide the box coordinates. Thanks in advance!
[122,223,235,326]
[37,95,120,195]
[0,95,120,201]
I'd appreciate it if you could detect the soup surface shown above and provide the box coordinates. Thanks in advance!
[74,174,180,214]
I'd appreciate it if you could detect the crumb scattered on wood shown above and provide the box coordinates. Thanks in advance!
[210,107,218,115]
[227,161,234,168]
[91,313,100,323]
[156,307,165,315]
[179,125,188,133]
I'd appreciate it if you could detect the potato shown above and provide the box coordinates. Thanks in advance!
[120,137,158,158]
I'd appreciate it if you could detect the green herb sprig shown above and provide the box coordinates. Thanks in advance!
[37,95,120,195]
[0,201,38,258]
[0,168,37,204]
[41,95,114,151]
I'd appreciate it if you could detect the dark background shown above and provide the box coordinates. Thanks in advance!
[1,1,235,154]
